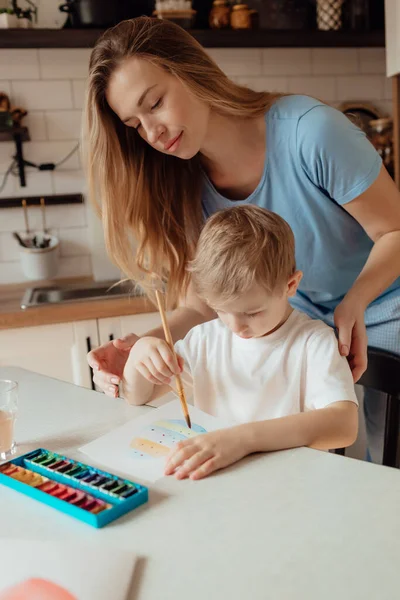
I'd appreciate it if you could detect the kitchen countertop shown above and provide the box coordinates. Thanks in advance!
[0,277,154,330]
[1,365,399,600]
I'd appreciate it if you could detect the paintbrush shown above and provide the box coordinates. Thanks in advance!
[155,289,191,429]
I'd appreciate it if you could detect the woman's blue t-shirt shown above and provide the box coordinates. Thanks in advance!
[201,95,400,316]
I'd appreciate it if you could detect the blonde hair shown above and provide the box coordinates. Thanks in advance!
[190,205,296,302]
[84,17,284,306]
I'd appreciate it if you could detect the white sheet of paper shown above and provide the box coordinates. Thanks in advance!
[80,400,232,482]
[0,541,135,600]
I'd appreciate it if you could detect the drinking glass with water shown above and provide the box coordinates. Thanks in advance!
[0,380,18,461]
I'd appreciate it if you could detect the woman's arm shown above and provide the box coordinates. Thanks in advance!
[342,166,400,307]
[165,401,358,480]
[334,166,400,381]
[88,280,215,397]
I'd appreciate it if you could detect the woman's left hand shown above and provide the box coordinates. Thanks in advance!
[334,300,368,382]
[164,427,249,480]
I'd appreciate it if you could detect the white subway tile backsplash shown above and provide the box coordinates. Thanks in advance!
[0,204,87,233]
[0,81,11,97]
[236,76,289,93]
[262,49,312,76]
[288,77,336,102]
[46,203,87,229]
[0,261,24,285]
[52,170,86,195]
[72,80,87,110]
[359,48,387,74]
[0,172,16,199]
[14,170,54,198]
[0,50,40,80]
[24,141,80,171]
[58,226,91,257]
[207,49,262,76]
[336,75,384,101]
[11,81,73,110]
[0,231,20,262]
[23,111,47,141]
[383,76,393,100]
[0,142,15,173]
[57,255,92,278]
[39,49,91,80]
[0,45,391,285]
[312,49,358,74]
[45,111,83,141]
[375,100,393,117]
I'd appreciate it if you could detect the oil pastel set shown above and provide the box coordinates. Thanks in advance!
[0,448,148,528]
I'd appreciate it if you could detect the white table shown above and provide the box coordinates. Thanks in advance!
[1,366,400,600]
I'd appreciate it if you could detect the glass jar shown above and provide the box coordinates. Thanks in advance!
[230,3,251,29]
[209,0,230,28]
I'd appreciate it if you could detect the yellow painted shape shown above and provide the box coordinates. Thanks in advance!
[130,437,170,457]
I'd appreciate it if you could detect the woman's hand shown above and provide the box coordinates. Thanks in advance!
[129,336,183,385]
[164,427,250,480]
[87,333,138,397]
[334,300,368,382]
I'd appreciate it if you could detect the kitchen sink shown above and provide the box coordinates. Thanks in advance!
[21,280,142,309]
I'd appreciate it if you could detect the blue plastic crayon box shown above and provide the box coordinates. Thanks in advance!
[0,448,148,528]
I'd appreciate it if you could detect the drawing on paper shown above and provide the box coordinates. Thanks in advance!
[130,419,207,459]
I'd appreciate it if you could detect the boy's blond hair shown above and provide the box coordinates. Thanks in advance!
[189,205,296,301]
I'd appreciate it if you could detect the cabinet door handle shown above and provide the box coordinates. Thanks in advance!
[86,336,96,391]
[109,334,114,342]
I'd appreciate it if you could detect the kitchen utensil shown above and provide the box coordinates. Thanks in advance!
[21,199,30,236]
[12,231,29,248]
[40,197,47,234]
[19,235,60,281]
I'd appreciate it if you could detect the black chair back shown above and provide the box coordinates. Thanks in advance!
[336,347,400,467]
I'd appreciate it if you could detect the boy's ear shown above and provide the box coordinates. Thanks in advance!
[287,270,303,297]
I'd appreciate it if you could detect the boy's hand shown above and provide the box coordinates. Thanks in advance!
[129,336,183,385]
[164,427,250,480]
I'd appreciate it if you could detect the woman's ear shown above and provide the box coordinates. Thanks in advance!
[287,270,303,297]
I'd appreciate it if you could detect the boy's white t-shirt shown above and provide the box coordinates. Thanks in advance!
[174,309,358,423]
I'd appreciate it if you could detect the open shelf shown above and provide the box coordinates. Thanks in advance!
[0,28,385,49]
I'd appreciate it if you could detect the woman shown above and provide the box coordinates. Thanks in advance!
[85,17,400,464]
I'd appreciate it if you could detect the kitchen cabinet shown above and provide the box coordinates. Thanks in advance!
[0,312,169,391]
[0,322,78,385]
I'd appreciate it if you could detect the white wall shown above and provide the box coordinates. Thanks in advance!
[0,46,391,284]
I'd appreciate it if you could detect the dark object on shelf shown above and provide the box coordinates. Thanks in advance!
[60,0,155,28]
[347,0,369,31]
[0,27,386,48]
[0,194,83,209]
[0,110,13,130]
[0,126,30,187]
[209,0,230,29]
[339,101,383,134]
[249,9,259,29]
[251,0,314,30]
[192,0,213,28]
